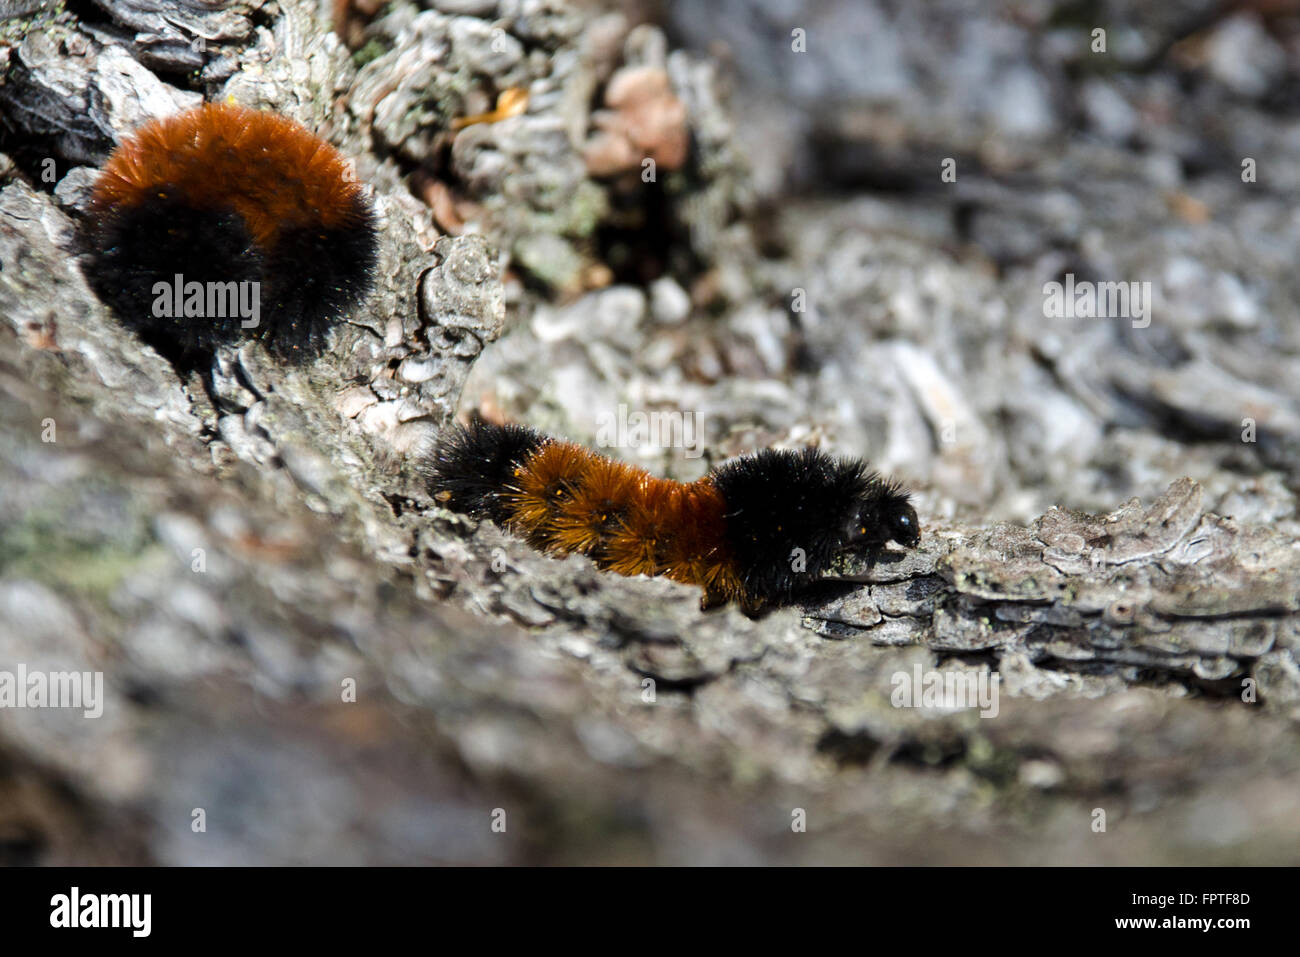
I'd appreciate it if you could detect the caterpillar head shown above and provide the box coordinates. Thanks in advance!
[710,448,920,608]
[842,481,920,550]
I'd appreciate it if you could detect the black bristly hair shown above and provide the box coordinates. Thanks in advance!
[709,447,917,605]
[258,194,379,353]
[86,192,265,355]
[423,421,546,524]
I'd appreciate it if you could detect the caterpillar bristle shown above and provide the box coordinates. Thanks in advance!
[424,420,545,523]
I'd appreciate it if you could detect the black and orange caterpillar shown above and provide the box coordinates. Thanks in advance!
[82,102,378,359]
[424,420,920,614]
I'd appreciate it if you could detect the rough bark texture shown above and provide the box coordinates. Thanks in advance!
[1,0,1299,864]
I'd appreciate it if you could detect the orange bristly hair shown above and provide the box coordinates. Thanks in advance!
[91,102,363,249]
[503,440,747,604]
